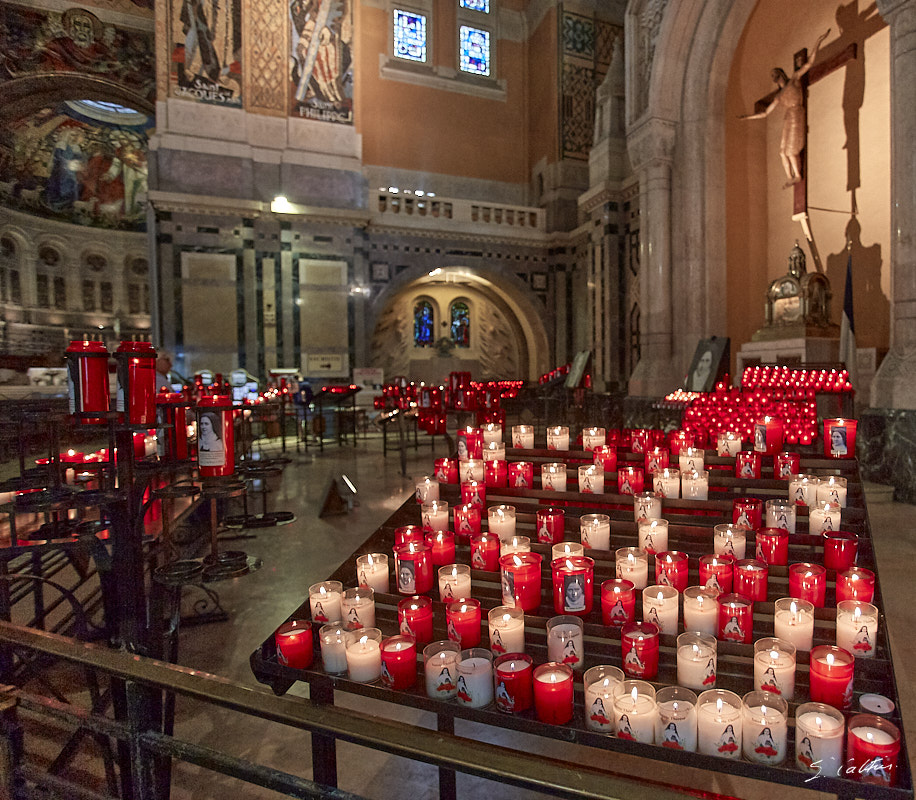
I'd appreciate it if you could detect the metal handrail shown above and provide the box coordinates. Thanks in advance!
[0,621,694,800]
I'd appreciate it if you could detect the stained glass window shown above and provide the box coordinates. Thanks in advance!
[459,26,490,76]
[414,300,435,346]
[394,9,428,62]
[450,301,470,347]
[459,0,489,11]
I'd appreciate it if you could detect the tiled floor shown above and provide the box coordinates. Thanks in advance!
[159,431,916,800]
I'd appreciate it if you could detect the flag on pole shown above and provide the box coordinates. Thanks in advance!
[839,249,858,392]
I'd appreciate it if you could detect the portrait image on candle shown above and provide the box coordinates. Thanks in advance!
[601,579,636,627]
[356,553,389,594]
[697,689,742,759]
[495,653,534,714]
[656,686,698,752]
[488,606,525,655]
[423,640,460,699]
[741,690,788,765]
[795,702,844,777]
[612,681,658,744]
[584,665,624,732]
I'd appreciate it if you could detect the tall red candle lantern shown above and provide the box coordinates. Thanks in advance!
[753,416,784,456]
[65,339,110,418]
[157,392,190,460]
[551,556,594,616]
[116,340,158,426]
[196,395,235,477]
[393,542,433,595]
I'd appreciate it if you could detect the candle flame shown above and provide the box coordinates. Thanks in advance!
[630,686,638,704]
[395,642,402,651]
[692,644,700,655]
[790,601,798,614]
[451,566,458,578]
[867,731,874,743]
[656,591,664,602]
[851,573,859,582]
[367,554,374,566]
[826,653,835,666]
[67,449,76,457]
[436,533,444,543]
[513,555,523,567]
[761,705,768,716]
[666,554,673,564]
[319,586,327,597]
[716,698,723,713]
[805,571,813,579]
[815,716,823,730]
[460,604,467,613]
[502,613,511,623]
[627,553,635,565]
[359,635,368,645]
[565,559,575,570]
[550,672,557,683]
[672,701,679,712]
[853,606,861,620]
[697,596,704,607]
[770,650,779,661]
[601,678,611,688]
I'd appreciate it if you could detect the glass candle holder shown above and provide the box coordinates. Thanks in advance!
[536,506,565,544]
[753,636,796,699]
[717,431,742,457]
[638,518,668,555]
[836,600,879,659]
[483,442,506,462]
[511,424,534,449]
[795,702,845,776]
[581,426,606,451]
[634,491,662,523]
[652,468,680,499]
[616,546,649,590]
[446,599,482,648]
[823,530,858,572]
[717,593,753,644]
[846,713,901,786]
[345,628,383,683]
[541,462,567,491]
[318,624,348,673]
[426,530,456,566]
[601,579,636,627]
[380,635,417,690]
[309,580,343,624]
[341,587,375,630]
[394,524,424,547]
[584,665,624,732]
[823,418,857,459]
[836,566,876,603]
[644,446,669,473]
[593,444,618,472]
[456,648,493,708]
[470,532,500,571]
[484,459,507,488]
[546,425,570,451]
[735,451,761,479]
[356,553,389,594]
[488,605,525,655]
[453,504,482,540]
[457,426,483,460]
[438,563,472,602]
[397,595,433,644]
[621,621,660,679]
[552,541,584,560]
[682,586,719,636]
[655,550,689,592]
[617,465,644,495]
[499,551,542,612]
[507,461,534,489]
[494,653,534,714]
[393,542,433,595]
[714,524,746,559]
[643,584,679,634]
[423,640,460,699]
[754,528,789,566]
[788,562,827,608]
[753,416,785,456]
[499,535,530,558]
[682,469,709,500]
[656,685,699,752]
[415,475,439,504]
[612,680,658,744]
[773,597,815,652]
[677,631,717,691]
[487,504,516,540]
[809,645,855,709]
[630,429,652,454]
[741,690,788,765]
[734,559,768,603]
[546,615,584,670]
[578,464,604,493]
[421,500,450,533]
[579,513,610,551]
[765,499,796,534]
[275,619,313,669]
[482,422,503,446]
[434,457,458,484]
[699,554,734,594]
[679,446,705,474]
[460,480,485,509]
[774,451,801,479]
[697,688,742,758]
[533,662,575,724]
[459,459,484,484]
[817,475,848,508]
[788,474,819,507]
[550,556,595,616]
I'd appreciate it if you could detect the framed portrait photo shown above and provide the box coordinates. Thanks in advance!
[685,337,730,393]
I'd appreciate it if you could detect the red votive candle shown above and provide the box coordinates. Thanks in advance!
[533,662,575,724]
[655,550,689,592]
[457,426,483,459]
[754,528,789,566]
[630,429,652,454]
[500,552,543,612]
[735,451,762,479]
[836,567,876,603]
[621,621,660,679]
[394,525,424,547]
[823,418,857,459]
[425,530,456,566]
[380,635,417,690]
[733,497,763,531]
[809,645,854,709]
[275,620,314,669]
[434,457,458,484]
[397,596,433,644]
[507,461,534,489]
[716,593,753,644]
[846,713,901,786]
[754,416,784,456]
[601,579,636,627]
[617,466,644,495]
[823,531,859,572]
[461,480,486,509]
[453,504,482,541]
[593,445,618,472]
[734,559,768,602]
[669,429,695,455]
[446,599,482,647]
[699,554,735,594]
[494,653,534,713]
[484,459,508,488]
[393,542,433,595]
[774,452,800,480]
[536,507,565,544]
[470,532,500,571]
[788,563,827,608]
[551,556,594,616]
[644,446,669,473]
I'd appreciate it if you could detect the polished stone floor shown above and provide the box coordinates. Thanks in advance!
[160,431,916,800]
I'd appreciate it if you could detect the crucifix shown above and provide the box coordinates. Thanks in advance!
[740,31,857,271]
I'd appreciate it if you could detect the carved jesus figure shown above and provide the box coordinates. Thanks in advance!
[739,29,831,186]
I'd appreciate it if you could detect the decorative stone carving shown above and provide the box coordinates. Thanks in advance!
[628,0,669,124]
[245,0,287,114]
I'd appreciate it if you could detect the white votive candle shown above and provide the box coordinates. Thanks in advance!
[546,426,570,450]
[345,629,382,682]
[488,606,525,654]
[765,499,797,534]
[612,682,658,744]
[676,632,717,691]
[643,585,678,635]
[653,468,680,499]
[638,518,668,555]
[424,641,460,699]
[741,691,788,765]
[356,553,389,594]
[808,502,842,534]
[679,447,705,474]
[456,649,494,708]
[578,464,604,493]
[836,600,878,658]
[683,586,719,636]
[681,469,709,500]
[656,686,698,752]
[541,462,567,491]
[341,587,376,630]
[584,665,623,732]
[634,492,662,523]
[546,616,584,669]
[816,476,847,508]
[580,513,611,550]
[309,581,342,624]
[482,423,503,446]
[697,690,742,759]
[713,524,746,559]
[415,476,439,504]
[421,500,450,533]
[488,504,517,540]
[511,425,534,449]
[438,564,472,602]
[581,427,606,451]
[795,703,845,776]
[500,535,531,558]
[773,598,815,651]
[788,474,819,507]
[552,541,585,560]
[319,624,348,673]
[753,637,796,700]
[616,547,649,590]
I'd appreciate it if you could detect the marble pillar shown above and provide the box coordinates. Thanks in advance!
[871,0,916,409]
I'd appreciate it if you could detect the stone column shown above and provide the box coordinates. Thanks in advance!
[626,116,678,397]
[871,0,916,408]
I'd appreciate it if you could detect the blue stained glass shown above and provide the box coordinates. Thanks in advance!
[394,9,427,62]
[459,0,489,12]
[414,301,434,346]
[450,301,470,347]
[459,26,490,76]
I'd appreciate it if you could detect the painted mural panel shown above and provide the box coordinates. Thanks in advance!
[0,6,155,101]
[169,0,242,106]
[289,0,353,124]
[0,102,150,231]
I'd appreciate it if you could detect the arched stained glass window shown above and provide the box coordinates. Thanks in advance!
[450,300,470,347]
[414,300,435,346]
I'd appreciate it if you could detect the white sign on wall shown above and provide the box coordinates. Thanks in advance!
[305,353,346,376]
